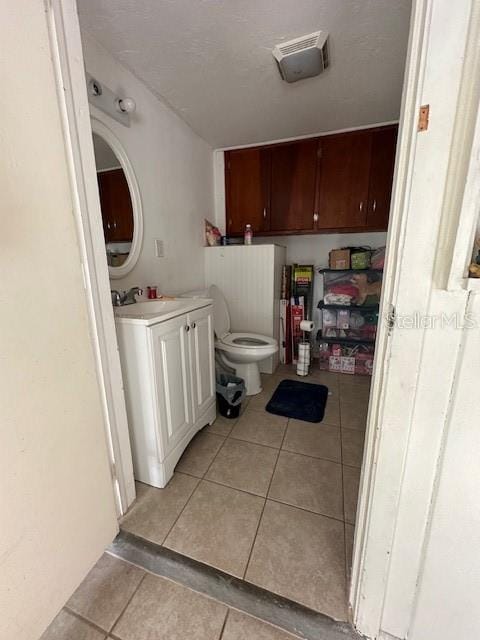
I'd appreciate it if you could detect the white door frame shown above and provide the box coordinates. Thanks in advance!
[350,1,480,638]
[45,0,480,637]
[46,0,136,515]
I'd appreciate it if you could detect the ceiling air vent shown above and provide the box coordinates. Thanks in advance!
[273,31,330,83]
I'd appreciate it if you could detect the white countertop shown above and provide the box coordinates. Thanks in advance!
[114,297,212,327]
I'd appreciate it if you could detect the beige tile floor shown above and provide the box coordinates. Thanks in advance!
[42,554,302,640]
[118,364,370,622]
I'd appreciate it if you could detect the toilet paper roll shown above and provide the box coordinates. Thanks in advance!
[300,320,314,332]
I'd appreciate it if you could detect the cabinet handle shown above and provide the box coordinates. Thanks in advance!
[359,201,364,212]
[372,199,377,212]
[313,212,319,223]
[107,221,111,230]
[191,322,196,329]
[263,207,267,219]
[113,220,117,230]
[185,325,190,332]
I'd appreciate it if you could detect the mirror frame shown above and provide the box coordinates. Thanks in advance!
[91,118,143,279]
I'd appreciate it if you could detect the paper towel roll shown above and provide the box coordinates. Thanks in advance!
[300,320,314,332]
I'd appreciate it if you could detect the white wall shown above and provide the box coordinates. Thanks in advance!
[81,34,215,295]
[0,5,118,640]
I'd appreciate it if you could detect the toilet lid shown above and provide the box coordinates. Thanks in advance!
[208,285,231,339]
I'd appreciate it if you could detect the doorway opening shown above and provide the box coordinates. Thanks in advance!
[46,0,447,637]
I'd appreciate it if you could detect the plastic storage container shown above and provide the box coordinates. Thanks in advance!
[216,372,246,419]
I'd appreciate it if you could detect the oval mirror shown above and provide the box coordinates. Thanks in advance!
[91,119,143,279]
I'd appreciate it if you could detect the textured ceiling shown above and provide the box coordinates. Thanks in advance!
[78,0,411,148]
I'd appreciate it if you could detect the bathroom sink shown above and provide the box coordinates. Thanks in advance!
[114,297,212,326]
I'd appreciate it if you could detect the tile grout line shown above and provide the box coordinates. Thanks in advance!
[218,607,231,640]
[64,571,148,638]
[175,467,350,525]
[161,430,238,547]
[109,572,148,637]
[142,449,350,524]
[63,606,113,638]
[242,417,290,581]
[160,476,203,545]
[338,388,349,598]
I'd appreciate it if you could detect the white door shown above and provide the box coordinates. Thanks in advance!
[188,305,215,421]
[151,314,193,452]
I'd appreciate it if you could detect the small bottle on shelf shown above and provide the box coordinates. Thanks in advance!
[244,224,253,245]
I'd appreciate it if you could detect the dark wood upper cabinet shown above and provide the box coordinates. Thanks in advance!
[225,147,269,235]
[97,168,134,243]
[366,126,398,229]
[269,139,319,232]
[316,130,372,230]
[224,125,397,236]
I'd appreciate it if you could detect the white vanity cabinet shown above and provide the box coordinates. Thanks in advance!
[115,300,216,488]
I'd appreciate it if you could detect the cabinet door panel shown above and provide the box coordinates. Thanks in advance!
[366,126,398,229]
[188,306,215,421]
[97,168,134,242]
[316,131,372,229]
[270,140,318,232]
[151,316,192,451]
[225,148,269,234]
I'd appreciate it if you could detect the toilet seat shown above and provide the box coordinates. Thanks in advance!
[208,285,276,352]
[208,284,232,340]
[218,332,276,350]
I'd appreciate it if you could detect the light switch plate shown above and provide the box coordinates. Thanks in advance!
[154,239,164,258]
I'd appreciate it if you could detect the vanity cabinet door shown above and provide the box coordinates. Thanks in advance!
[150,314,193,452]
[188,305,215,421]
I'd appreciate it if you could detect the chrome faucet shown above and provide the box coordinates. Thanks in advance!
[111,287,143,306]
[111,290,122,306]
[123,287,143,305]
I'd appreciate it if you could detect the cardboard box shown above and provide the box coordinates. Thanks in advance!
[329,249,350,270]
[329,356,342,372]
[354,353,374,376]
[351,250,371,270]
[341,357,356,374]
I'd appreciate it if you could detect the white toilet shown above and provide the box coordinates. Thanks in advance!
[209,285,278,396]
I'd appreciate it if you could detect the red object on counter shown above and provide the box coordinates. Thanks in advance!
[147,286,157,299]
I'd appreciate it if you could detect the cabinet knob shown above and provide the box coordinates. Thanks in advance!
[185,325,190,332]
[191,322,196,329]
[313,212,319,223]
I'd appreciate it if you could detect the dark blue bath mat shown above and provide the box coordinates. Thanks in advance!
[266,379,329,423]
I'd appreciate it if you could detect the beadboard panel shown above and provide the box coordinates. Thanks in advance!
[204,245,286,373]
